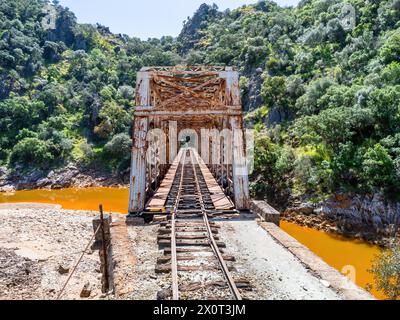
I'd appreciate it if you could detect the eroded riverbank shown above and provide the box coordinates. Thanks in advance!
[0,165,128,193]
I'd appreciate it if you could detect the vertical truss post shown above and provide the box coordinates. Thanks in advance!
[230,116,250,210]
[128,117,148,214]
[169,120,177,165]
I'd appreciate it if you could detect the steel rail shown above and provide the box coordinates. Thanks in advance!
[188,149,242,300]
[171,149,187,300]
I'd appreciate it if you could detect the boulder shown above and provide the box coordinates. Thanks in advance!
[26,170,44,182]
[286,203,315,216]
[0,166,8,176]
[0,184,15,192]
[320,280,331,288]
[36,178,51,188]
[371,215,383,230]
[314,205,332,217]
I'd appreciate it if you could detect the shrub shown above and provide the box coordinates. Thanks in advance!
[369,244,400,300]
[95,102,131,138]
[9,138,53,169]
[75,140,97,166]
[251,135,294,205]
[104,133,132,159]
[104,133,132,173]
[261,76,288,108]
[362,144,398,194]
[379,31,400,64]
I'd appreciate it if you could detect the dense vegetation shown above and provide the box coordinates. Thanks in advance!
[0,0,400,206]
[0,0,182,174]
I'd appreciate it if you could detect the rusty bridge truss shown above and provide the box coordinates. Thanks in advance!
[128,66,250,215]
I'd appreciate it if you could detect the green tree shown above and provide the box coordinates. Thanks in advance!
[362,144,398,194]
[104,133,131,159]
[379,31,400,64]
[94,102,131,138]
[251,135,294,205]
[261,76,288,108]
[104,133,132,172]
[10,137,54,169]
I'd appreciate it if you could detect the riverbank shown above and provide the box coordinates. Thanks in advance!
[0,164,129,192]
[282,194,400,247]
[4,162,398,249]
[3,165,398,248]
[220,218,370,299]
[0,204,103,300]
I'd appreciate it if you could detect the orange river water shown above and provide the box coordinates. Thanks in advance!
[0,187,385,299]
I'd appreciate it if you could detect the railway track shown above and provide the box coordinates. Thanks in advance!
[156,148,250,300]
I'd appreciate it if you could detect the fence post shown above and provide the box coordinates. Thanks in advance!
[99,204,109,292]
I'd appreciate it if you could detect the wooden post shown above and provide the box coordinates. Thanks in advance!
[99,204,109,292]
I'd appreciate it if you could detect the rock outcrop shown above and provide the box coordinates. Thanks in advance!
[177,3,220,54]
[0,163,129,192]
[283,194,400,246]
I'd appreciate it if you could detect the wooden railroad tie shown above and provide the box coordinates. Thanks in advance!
[155,264,235,274]
[158,239,226,247]
[157,254,235,264]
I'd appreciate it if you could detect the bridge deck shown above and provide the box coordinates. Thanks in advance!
[145,148,235,213]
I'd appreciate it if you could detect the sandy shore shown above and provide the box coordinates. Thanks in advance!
[0,204,103,300]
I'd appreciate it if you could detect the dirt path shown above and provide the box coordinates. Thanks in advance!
[0,205,103,300]
[219,218,342,300]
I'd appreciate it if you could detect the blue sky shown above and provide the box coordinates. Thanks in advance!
[58,0,300,40]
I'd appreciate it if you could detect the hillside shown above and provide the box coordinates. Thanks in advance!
[1,0,400,207]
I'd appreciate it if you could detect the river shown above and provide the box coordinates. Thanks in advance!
[0,187,384,299]
[280,221,384,299]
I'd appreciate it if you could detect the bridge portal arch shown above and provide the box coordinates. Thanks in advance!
[178,129,199,150]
